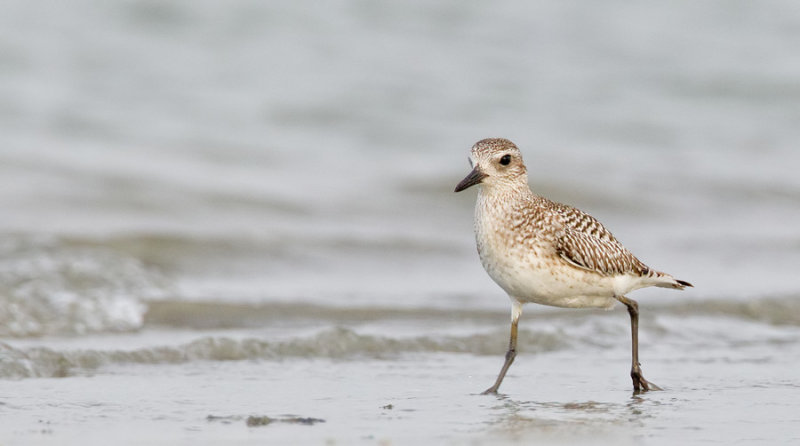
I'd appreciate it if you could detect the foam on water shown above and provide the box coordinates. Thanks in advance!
[0,236,165,337]
[4,296,799,380]
[0,327,563,379]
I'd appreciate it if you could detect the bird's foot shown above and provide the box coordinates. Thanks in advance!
[631,368,663,393]
[481,386,500,395]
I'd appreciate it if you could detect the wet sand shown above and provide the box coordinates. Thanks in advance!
[3,302,799,445]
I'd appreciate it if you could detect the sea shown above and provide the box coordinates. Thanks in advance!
[1,0,800,444]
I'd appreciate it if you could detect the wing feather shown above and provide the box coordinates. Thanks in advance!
[549,201,647,276]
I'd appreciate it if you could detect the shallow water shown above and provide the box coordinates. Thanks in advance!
[2,0,800,444]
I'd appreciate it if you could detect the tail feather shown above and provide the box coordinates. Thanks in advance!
[675,279,693,288]
[648,269,693,290]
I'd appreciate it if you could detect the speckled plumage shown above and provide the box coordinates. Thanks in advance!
[464,138,689,309]
[455,137,692,394]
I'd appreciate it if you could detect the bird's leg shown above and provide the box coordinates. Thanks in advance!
[616,295,662,393]
[482,301,522,395]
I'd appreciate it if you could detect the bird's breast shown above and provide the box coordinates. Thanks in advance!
[473,194,616,308]
[474,197,551,290]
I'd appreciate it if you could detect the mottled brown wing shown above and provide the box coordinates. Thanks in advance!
[556,227,646,276]
[550,201,617,242]
[548,201,646,276]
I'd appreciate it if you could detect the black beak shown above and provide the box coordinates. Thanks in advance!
[454,166,487,192]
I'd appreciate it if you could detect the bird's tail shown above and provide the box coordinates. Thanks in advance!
[647,269,693,290]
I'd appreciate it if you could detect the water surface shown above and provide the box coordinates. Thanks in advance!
[2,0,800,444]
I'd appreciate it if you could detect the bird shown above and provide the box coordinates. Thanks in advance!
[454,138,692,395]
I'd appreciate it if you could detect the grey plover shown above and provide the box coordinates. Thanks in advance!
[455,138,692,394]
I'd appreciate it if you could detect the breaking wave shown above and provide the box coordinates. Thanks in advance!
[0,237,165,337]
[2,294,799,379]
[0,327,567,379]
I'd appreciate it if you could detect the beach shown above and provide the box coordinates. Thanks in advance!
[2,0,800,444]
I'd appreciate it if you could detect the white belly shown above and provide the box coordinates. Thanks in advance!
[478,241,619,309]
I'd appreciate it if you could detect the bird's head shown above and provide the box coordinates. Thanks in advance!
[454,138,527,192]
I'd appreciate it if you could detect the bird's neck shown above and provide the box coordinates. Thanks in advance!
[478,181,534,203]
[476,182,536,224]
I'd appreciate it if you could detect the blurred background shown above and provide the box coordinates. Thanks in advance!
[1,1,800,443]
[2,0,799,338]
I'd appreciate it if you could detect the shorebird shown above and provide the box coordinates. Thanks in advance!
[455,138,692,394]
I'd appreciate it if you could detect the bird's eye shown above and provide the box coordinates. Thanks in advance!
[499,154,511,165]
